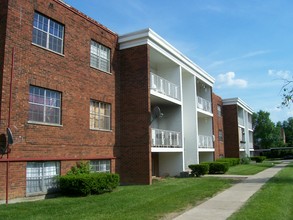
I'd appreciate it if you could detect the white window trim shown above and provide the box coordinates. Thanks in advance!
[90,100,111,131]
[32,12,64,54]
[29,86,62,125]
[90,160,111,173]
[26,161,60,196]
[90,40,111,73]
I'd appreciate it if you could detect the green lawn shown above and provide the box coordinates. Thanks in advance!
[229,162,293,220]
[226,162,275,175]
[0,177,234,220]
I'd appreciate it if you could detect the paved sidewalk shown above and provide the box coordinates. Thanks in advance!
[173,161,289,220]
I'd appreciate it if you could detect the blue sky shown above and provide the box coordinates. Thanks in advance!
[65,0,293,123]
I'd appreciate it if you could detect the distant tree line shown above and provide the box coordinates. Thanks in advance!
[253,110,293,148]
[253,110,293,158]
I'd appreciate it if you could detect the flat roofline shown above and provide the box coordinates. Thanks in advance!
[223,97,254,114]
[54,0,117,36]
[119,28,215,86]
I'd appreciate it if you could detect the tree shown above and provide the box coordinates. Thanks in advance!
[253,110,284,149]
[282,117,293,147]
[281,78,293,107]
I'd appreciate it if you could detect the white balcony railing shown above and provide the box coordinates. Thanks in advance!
[248,122,253,130]
[238,116,244,126]
[150,73,180,100]
[197,96,212,113]
[239,141,246,149]
[198,135,213,148]
[151,128,182,148]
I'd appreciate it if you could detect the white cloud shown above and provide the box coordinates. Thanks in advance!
[216,72,248,88]
[208,50,270,68]
[268,69,291,80]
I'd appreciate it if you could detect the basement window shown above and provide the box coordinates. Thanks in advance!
[26,161,60,195]
[90,160,111,173]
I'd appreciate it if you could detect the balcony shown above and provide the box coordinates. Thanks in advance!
[151,128,182,148]
[197,96,212,113]
[150,73,180,100]
[240,141,246,149]
[238,116,244,126]
[248,122,253,130]
[198,135,213,148]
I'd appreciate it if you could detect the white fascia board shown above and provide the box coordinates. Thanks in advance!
[151,147,183,153]
[119,28,215,87]
[198,148,215,152]
[223,97,254,114]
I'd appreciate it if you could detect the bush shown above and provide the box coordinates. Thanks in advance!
[240,156,251,164]
[59,173,120,196]
[67,161,90,175]
[216,158,240,166]
[188,164,209,177]
[208,162,229,174]
[251,156,266,163]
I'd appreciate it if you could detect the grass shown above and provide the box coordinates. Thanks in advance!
[0,177,234,220]
[226,162,275,175]
[229,162,293,220]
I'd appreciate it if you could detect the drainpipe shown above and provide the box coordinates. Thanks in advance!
[6,47,14,205]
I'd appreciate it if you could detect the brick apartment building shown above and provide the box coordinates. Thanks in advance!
[0,0,120,201]
[222,98,254,158]
[212,93,225,159]
[0,0,254,202]
[212,94,254,159]
[119,28,215,183]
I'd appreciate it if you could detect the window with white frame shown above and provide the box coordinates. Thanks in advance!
[90,100,111,130]
[90,40,110,72]
[29,86,61,125]
[26,161,60,194]
[90,160,111,173]
[217,105,222,117]
[218,130,223,141]
[32,12,64,54]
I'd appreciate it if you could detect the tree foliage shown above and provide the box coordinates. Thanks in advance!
[281,117,293,147]
[253,110,284,149]
[281,79,293,107]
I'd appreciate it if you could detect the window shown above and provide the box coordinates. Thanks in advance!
[90,100,111,130]
[90,40,110,72]
[217,105,222,117]
[26,161,60,194]
[32,12,64,54]
[90,160,111,173]
[239,127,246,143]
[218,130,223,141]
[29,86,61,125]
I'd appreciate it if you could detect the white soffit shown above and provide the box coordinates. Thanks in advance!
[119,28,215,87]
[223,97,254,114]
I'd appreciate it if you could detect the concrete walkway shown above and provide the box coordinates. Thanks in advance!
[173,161,290,220]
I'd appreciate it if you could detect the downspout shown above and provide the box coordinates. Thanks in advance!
[6,47,14,205]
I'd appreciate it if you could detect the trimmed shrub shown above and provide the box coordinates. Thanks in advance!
[67,161,90,175]
[251,156,266,163]
[216,158,240,166]
[240,156,251,164]
[188,164,209,177]
[208,162,229,174]
[59,173,120,196]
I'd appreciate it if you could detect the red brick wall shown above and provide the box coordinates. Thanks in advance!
[212,93,225,159]
[223,104,240,158]
[0,0,8,124]
[119,44,152,185]
[0,0,119,200]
